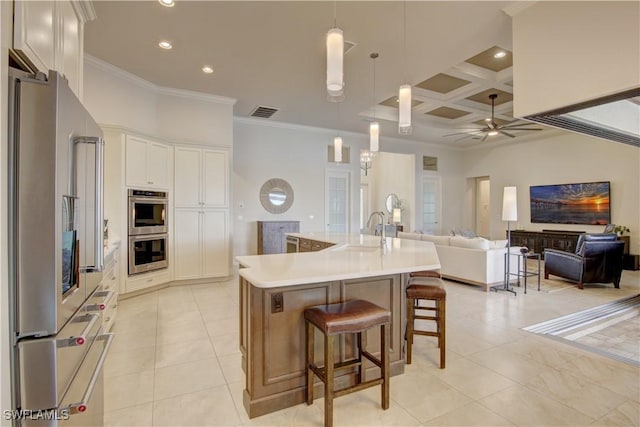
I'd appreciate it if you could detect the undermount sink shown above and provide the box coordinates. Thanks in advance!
[333,244,380,252]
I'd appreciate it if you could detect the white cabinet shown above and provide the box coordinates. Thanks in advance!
[13,1,55,74]
[174,145,230,281]
[100,244,120,332]
[174,147,228,208]
[13,0,85,98]
[125,136,171,189]
[174,209,229,280]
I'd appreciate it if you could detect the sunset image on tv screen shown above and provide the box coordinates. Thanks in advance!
[530,182,610,225]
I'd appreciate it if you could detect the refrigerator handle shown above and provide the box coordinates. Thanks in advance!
[74,136,104,273]
[67,333,115,415]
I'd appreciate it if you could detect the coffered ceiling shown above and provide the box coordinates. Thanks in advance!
[85,1,550,147]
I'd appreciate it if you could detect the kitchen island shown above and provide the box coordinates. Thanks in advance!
[236,233,440,418]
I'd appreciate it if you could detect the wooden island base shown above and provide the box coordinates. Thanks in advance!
[239,273,407,418]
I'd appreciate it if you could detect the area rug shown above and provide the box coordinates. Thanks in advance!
[523,294,640,366]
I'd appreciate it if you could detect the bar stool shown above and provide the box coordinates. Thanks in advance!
[406,271,446,368]
[304,299,391,427]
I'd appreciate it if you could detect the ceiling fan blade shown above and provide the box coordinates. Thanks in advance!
[500,130,516,138]
[442,129,485,137]
[481,134,489,142]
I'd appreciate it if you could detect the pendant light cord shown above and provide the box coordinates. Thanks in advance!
[403,1,407,83]
[371,53,378,120]
[333,0,337,27]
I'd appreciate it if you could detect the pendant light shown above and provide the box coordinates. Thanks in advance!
[326,2,344,102]
[369,53,380,152]
[398,1,412,135]
[334,102,343,162]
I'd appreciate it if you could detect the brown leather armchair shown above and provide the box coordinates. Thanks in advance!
[544,233,625,289]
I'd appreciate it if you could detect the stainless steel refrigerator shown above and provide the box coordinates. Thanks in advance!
[8,68,113,426]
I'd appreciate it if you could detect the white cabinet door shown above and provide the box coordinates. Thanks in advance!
[202,210,229,277]
[58,0,81,98]
[125,137,149,187]
[125,136,171,189]
[174,210,202,280]
[147,142,170,188]
[203,150,228,208]
[13,1,56,73]
[174,147,202,207]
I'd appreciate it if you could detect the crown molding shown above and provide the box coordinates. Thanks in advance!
[502,1,537,17]
[71,1,97,23]
[85,54,236,106]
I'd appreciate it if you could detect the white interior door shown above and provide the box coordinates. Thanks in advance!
[475,177,491,237]
[326,170,350,233]
[422,175,441,234]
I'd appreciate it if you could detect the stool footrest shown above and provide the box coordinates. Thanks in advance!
[412,330,439,338]
[309,358,363,382]
[415,314,438,321]
[334,378,384,399]
[362,350,382,368]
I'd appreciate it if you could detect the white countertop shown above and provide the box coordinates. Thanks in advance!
[236,233,441,288]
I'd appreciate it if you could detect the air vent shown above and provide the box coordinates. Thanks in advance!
[423,156,437,171]
[250,105,279,119]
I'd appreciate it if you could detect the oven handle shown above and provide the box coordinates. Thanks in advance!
[129,233,168,242]
[130,196,168,204]
[57,313,99,347]
[85,290,115,311]
[67,333,115,415]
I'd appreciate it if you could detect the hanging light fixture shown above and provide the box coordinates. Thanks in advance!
[326,2,344,102]
[360,150,373,175]
[398,2,412,135]
[334,136,343,162]
[369,53,380,152]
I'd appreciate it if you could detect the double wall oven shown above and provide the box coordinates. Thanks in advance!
[128,189,169,275]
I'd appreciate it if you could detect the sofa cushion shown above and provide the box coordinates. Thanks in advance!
[450,236,490,250]
[397,231,422,241]
[489,239,508,249]
[420,234,451,246]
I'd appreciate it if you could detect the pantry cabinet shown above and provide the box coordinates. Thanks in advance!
[173,145,230,280]
[174,147,228,208]
[174,209,229,280]
[125,135,171,189]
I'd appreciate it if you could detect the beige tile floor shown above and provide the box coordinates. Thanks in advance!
[104,268,640,427]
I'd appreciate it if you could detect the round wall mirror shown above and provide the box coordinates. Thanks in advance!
[385,193,399,214]
[260,178,294,214]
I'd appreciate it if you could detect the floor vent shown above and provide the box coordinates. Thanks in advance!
[250,105,279,119]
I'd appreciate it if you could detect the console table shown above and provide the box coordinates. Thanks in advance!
[508,230,585,259]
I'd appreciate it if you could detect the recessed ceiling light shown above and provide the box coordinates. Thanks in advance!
[493,51,507,59]
[158,0,174,7]
[202,66,214,74]
[158,40,172,50]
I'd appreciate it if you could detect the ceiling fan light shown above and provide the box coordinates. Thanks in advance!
[488,130,499,136]
[398,84,412,135]
[369,121,379,152]
[326,28,344,96]
[334,136,343,162]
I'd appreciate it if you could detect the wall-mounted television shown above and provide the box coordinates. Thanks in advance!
[530,181,611,225]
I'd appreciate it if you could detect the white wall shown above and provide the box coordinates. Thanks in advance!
[83,56,235,146]
[364,152,415,230]
[462,132,640,253]
[233,118,464,256]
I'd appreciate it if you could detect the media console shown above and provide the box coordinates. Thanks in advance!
[507,230,585,259]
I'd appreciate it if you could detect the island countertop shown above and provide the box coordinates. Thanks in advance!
[236,233,441,288]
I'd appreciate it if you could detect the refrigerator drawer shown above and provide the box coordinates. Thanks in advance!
[17,311,102,411]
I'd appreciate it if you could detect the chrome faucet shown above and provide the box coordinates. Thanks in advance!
[367,211,386,245]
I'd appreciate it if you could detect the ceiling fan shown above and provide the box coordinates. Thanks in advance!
[444,93,543,141]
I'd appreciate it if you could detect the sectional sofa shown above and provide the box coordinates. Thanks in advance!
[398,231,521,291]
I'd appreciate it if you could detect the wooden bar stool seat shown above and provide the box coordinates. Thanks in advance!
[406,273,446,368]
[304,299,391,427]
